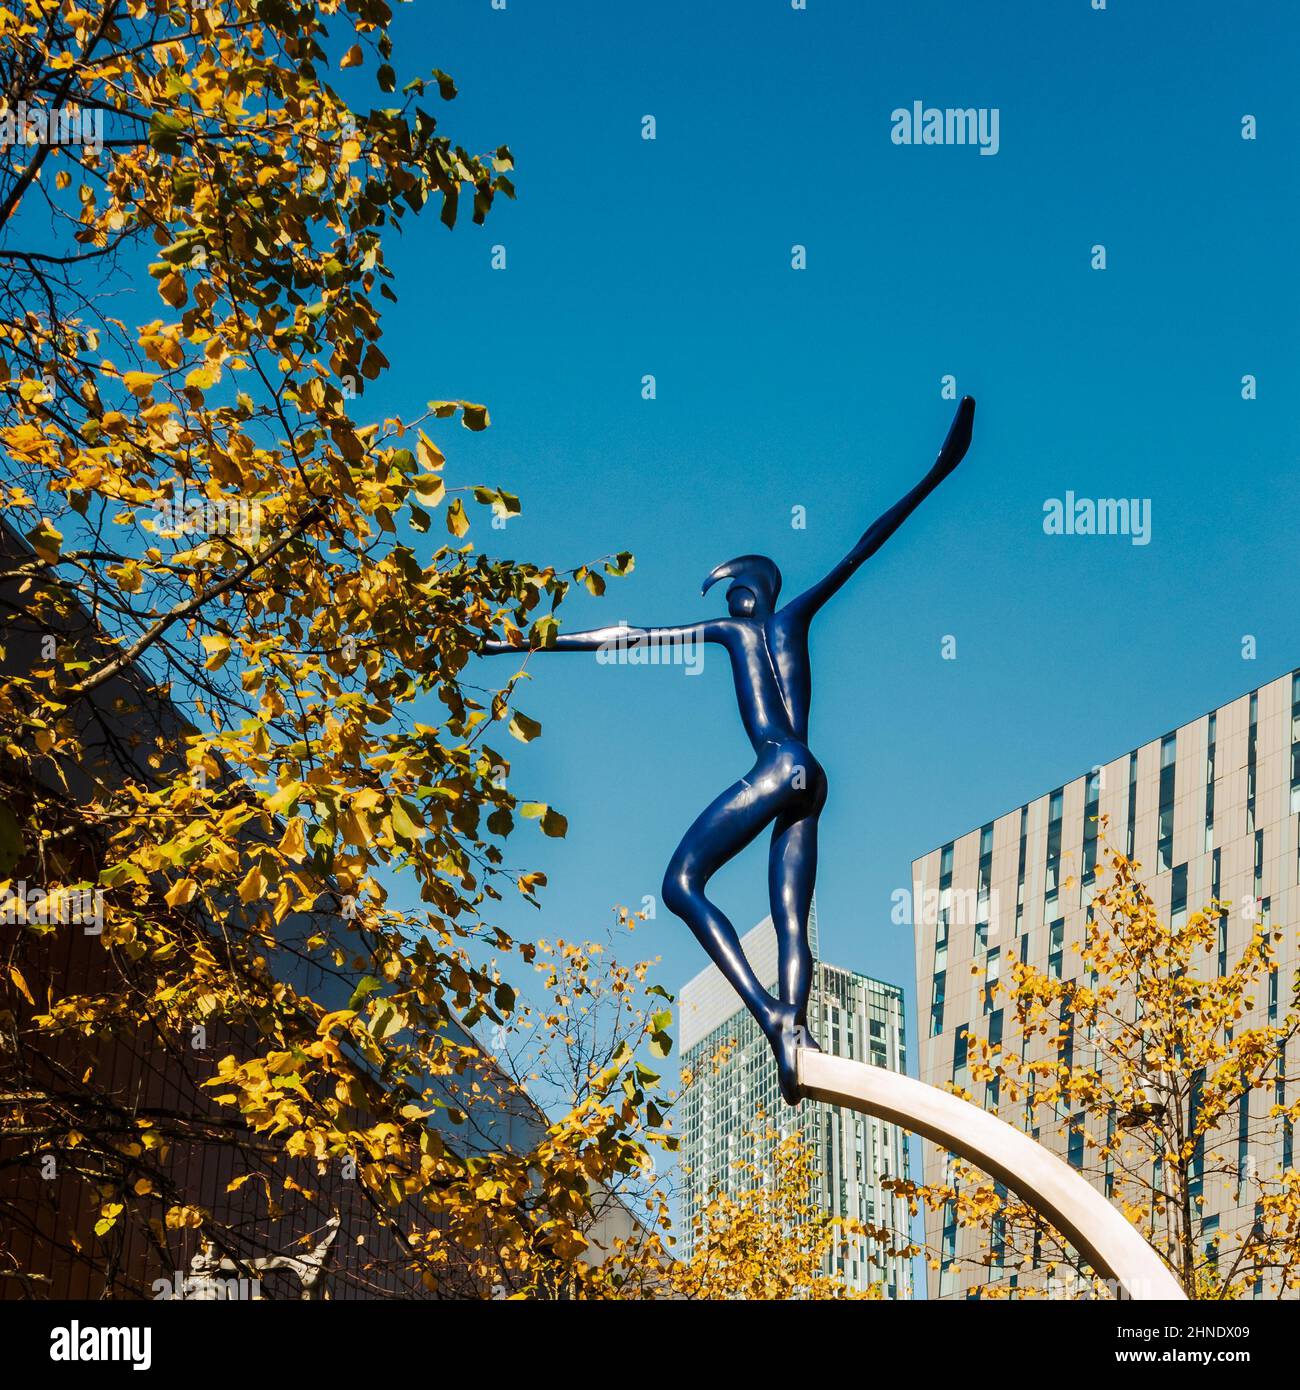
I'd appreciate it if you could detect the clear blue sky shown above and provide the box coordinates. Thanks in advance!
[372,2,1299,1064]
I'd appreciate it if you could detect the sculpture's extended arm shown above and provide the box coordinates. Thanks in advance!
[785,396,974,624]
[482,621,719,656]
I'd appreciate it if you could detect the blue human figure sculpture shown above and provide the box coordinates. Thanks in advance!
[483,398,974,1103]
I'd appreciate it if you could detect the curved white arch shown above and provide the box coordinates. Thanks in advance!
[797,1049,1186,1300]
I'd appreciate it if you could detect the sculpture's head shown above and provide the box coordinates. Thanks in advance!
[701,554,782,618]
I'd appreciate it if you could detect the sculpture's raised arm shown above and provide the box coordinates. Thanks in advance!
[482,620,716,656]
[783,396,974,625]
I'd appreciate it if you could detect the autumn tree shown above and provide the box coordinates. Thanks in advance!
[0,0,658,1299]
[584,1120,887,1301]
[894,839,1300,1299]
[443,911,679,1296]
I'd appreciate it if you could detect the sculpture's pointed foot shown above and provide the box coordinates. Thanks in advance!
[770,1007,821,1106]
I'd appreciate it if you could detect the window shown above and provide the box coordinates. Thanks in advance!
[939,1201,958,1297]
[1082,770,1100,885]
[1202,1213,1220,1278]
[975,821,993,950]
[1171,863,1188,929]
[1205,712,1216,851]
[1292,672,1300,814]
[1104,1106,1116,1197]
[952,1026,969,1090]
[1213,848,1227,976]
[1157,734,1176,873]
[1125,751,1138,858]
[937,841,954,958]
[1247,692,1258,835]
[1189,1069,1205,1202]
[1044,789,1064,903]
[1015,804,1028,933]
[934,839,956,1039]
[1237,1092,1251,1198]
[1048,918,1064,980]
[991,1181,1006,1267]
[930,971,946,1038]
[984,947,1000,1014]
[1068,1114,1085,1169]
[986,1009,1003,1109]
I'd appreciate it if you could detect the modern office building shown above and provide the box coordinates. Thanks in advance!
[678,904,913,1297]
[911,667,1300,1298]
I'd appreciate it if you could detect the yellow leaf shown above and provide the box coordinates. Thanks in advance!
[164,878,198,908]
[509,712,541,742]
[201,634,231,671]
[8,965,34,1005]
[265,781,301,816]
[26,519,62,562]
[339,808,369,846]
[446,498,468,538]
[109,559,143,593]
[340,44,363,67]
[417,431,444,469]
[278,818,307,863]
[159,271,187,308]
[237,864,267,904]
[164,1204,206,1230]
[94,1202,124,1237]
[415,475,445,508]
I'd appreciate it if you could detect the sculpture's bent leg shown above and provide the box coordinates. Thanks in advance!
[797,1049,1187,1300]
[662,770,785,1037]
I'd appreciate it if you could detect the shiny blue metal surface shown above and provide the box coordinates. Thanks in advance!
[484,397,975,1102]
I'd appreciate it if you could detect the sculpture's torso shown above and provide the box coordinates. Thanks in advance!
[719,613,813,751]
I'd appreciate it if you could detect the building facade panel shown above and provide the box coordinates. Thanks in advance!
[912,667,1300,1298]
